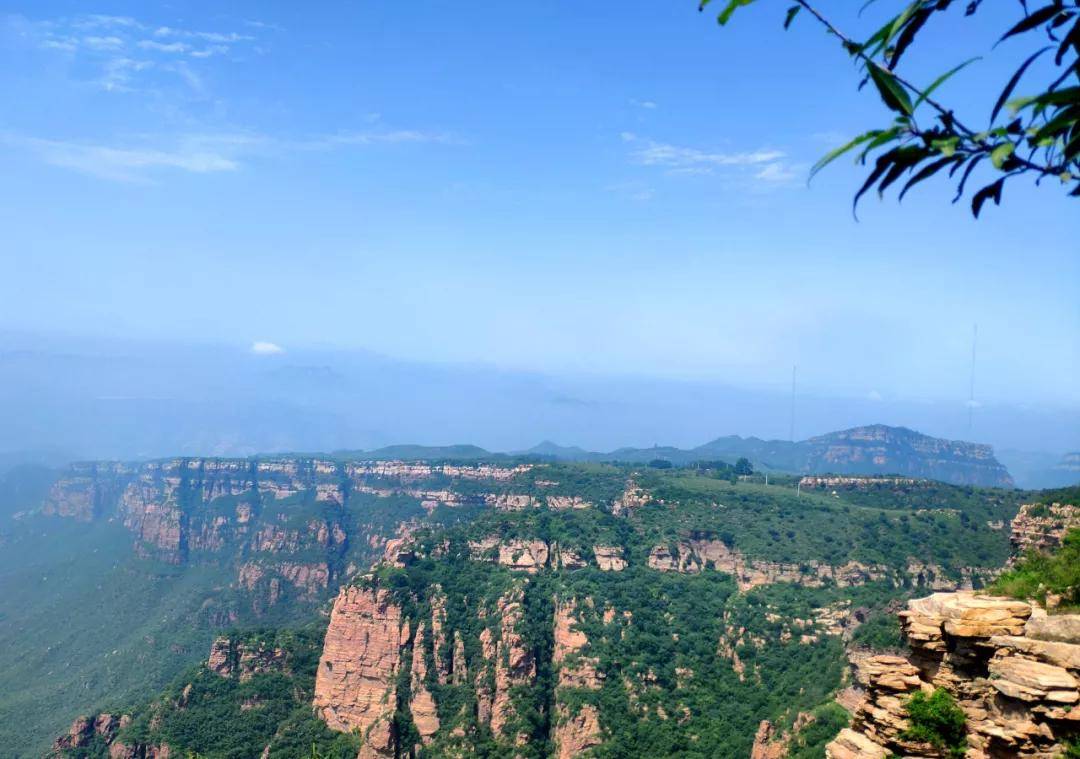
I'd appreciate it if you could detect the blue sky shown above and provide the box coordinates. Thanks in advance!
[1,1,1077,412]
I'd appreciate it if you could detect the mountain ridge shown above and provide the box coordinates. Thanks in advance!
[519,424,1013,487]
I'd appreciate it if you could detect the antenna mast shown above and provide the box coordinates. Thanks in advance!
[967,325,977,435]
[789,364,797,442]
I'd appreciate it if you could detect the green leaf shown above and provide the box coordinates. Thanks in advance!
[809,130,881,179]
[899,155,963,201]
[999,4,1065,43]
[885,1,923,51]
[716,0,755,25]
[858,126,905,160]
[783,5,801,29]
[913,58,981,112]
[971,177,1005,218]
[932,137,960,157]
[868,63,914,116]
[990,142,1015,169]
[990,47,1051,124]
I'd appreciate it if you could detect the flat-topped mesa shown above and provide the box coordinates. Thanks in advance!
[827,591,1080,758]
[41,456,535,561]
[804,425,1014,488]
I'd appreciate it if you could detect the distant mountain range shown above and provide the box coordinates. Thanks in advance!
[335,424,1014,488]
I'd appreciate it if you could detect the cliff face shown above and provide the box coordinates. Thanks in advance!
[827,592,1080,758]
[314,580,548,757]
[646,538,996,592]
[39,457,543,612]
[314,586,405,757]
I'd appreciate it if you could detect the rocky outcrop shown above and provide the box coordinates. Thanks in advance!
[552,599,603,758]
[486,493,540,511]
[50,713,172,759]
[647,538,994,592]
[1010,501,1080,557]
[479,589,536,743]
[750,713,815,759]
[554,600,601,690]
[314,586,405,756]
[52,713,127,752]
[498,539,550,573]
[547,495,591,511]
[647,539,892,591]
[827,592,1080,758]
[612,480,650,516]
[206,635,290,681]
[593,545,627,571]
[553,704,602,759]
[408,622,440,743]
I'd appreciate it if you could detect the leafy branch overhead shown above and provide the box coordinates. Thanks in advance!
[701,0,1080,216]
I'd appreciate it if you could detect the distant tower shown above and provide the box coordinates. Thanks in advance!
[789,364,797,442]
[967,325,978,435]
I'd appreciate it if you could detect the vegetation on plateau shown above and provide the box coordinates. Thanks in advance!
[990,528,1080,610]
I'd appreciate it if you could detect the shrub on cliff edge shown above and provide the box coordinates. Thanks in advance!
[991,528,1080,611]
[901,688,967,759]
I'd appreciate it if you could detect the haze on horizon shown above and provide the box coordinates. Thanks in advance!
[1,2,1077,463]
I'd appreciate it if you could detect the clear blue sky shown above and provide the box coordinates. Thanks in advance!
[1,1,1077,409]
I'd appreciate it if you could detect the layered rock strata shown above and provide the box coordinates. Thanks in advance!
[827,592,1080,758]
[313,586,405,757]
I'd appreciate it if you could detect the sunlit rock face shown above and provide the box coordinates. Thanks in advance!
[828,591,1080,758]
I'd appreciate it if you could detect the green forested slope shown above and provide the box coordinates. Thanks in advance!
[11,459,1039,757]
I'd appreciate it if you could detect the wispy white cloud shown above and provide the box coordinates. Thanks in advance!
[188,45,229,58]
[243,19,285,32]
[3,126,459,183]
[630,98,658,109]
[303,130,459,149]
[755,161,803,184]
[251,341,285,355]
[82,35,124,50]
[621,131,783,170]
[98,57,153,92]
[2,132,244,182]
[28,12,261,92]
[137,39,188,53]
[153,26,253,43]
[73,15,141,30]
[620,132,802,188]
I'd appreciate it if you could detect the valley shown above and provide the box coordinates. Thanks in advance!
[0,431,1062,757]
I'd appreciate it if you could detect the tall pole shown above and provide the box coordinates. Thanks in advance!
[789,364,797,442]
[967,325,977,435]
